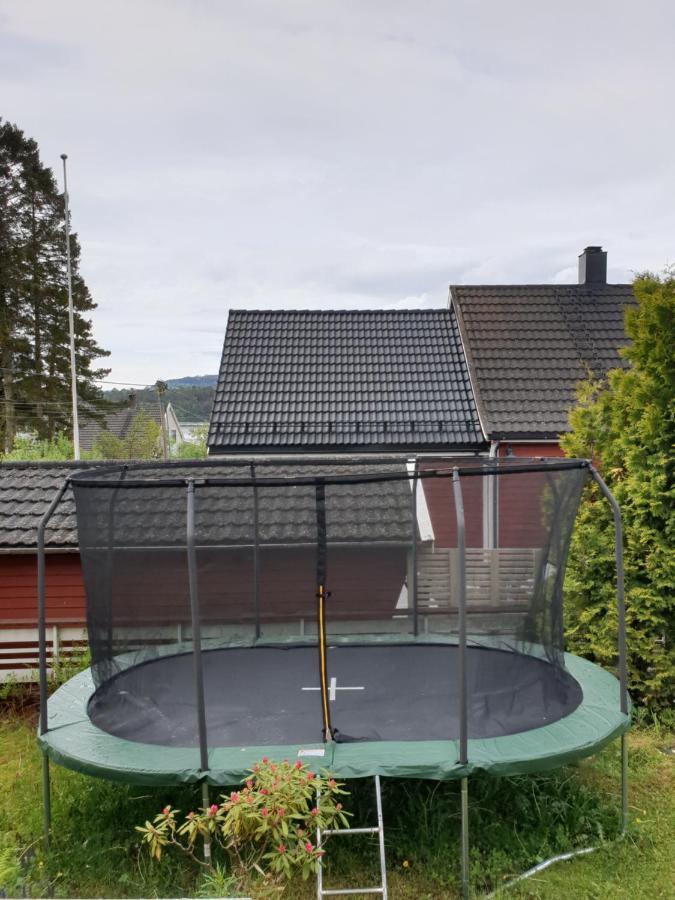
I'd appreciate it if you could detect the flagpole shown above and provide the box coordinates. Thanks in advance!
[61,154,80,460]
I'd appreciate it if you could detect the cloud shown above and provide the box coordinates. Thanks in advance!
[1,0,674,383]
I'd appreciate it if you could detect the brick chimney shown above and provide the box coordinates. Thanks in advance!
[578,246,607,285]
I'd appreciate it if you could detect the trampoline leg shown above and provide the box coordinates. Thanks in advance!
[201,782,212,865]
[460,777,470,900]
[42,750,51,855]
[620,733,628,834]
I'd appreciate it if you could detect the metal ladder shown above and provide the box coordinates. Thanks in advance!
[316,775,388,899]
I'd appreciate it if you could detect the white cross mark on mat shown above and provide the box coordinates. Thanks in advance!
[302,677,365,702]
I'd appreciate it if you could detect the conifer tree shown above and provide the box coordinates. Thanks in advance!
[0,119,110,451]
[562,270,675,707]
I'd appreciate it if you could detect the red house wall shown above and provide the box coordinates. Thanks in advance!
[418,446,566,550]
[421,474,483,548]
[59,545,408,632]
[1,546,407,631]
[498,442,564,458]
[0,553,86,626]
[498,442,565,546]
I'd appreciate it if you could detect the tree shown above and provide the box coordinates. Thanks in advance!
[1,432,74,461]
[176,424,208,459]
[0,119,110,452]
[561,270,675,707]
[93,410,161,460]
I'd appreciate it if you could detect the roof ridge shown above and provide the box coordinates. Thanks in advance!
[451,283,632,290]
[228,308,450,315]
[0,459,154,470]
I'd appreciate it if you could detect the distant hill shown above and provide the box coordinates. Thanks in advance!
[165,375,218,388]
[103,375,217,423]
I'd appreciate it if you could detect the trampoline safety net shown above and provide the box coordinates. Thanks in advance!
[70,458,589,749]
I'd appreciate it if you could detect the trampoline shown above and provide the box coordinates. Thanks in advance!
[36,457,630,894]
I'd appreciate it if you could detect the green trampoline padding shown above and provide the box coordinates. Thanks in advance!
[39,651,629,785]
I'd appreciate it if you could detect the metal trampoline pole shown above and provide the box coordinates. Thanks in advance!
[201,782,212,864]
[589,467,628,715]
[452,469,468,765]
[251,465,261,641]
[411,461,419,636]
[452,469,470,900]
[41,751,51,854]
[37,479,69,854]
[621,733,628,833]
[460,777,469,900]
[187,480,209,774]
[589,466,629,833]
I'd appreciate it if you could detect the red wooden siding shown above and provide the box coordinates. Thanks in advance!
[79,545,408,630]
[420,462,484,548]
[498,442,565,546]
[419,446,566,550]
[498,442,564,458]
[1,547,406,631]
[0,554,86,626]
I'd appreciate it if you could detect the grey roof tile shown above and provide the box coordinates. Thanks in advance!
[1,460,414,549]
[79,402,163,451]
[0,461,101,549]
[451,284,634,439]
[208,310,484,452]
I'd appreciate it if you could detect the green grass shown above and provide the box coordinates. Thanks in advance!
[0,708,673,898]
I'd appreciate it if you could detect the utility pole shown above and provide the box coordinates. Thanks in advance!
[155,380,169,460]
[61,154,80,460]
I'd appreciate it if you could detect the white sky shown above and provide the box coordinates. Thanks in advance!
[2,0,674,385]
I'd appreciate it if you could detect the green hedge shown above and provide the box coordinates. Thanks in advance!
[562,270,674,709]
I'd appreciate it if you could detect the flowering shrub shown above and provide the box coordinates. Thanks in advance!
[136,758,350,893]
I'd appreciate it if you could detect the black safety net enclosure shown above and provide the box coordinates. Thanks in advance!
[68,457,590,751]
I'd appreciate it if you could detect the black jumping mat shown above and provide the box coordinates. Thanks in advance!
[88,644,582,748]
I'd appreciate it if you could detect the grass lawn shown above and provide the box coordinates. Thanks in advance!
[0,704,673,899]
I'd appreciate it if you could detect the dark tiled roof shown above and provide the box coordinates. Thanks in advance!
[0,461,100,549]
[208,310,484,453]
[451,284,634,439]
[79,403,162,451]
[0,460,413,550]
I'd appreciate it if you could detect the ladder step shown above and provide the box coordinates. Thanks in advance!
[321,889,384,896]
[322,827,380,836]
[317,775,388,900]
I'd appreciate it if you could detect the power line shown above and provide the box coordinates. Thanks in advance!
[0,369,154,387]
[92,378,154,387]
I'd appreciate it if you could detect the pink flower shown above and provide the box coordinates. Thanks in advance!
[294,760,302,770]
[262,756,269,764]
[328,779,337,789]
[310,807,318,817]
[306,772,315,781]
[246,780,253,789]
[336,803,342,811]
[230,791,240,802]
[261,807,268,817]
[304,841,313,852]
[260,788,268,795]
[277,843,286,854]
[162,806,170,816]
[277,807,285,816]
